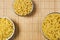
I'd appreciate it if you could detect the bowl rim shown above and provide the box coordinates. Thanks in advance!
[0,17,15,40]
[12,0,34,16]
[41,12,60,40]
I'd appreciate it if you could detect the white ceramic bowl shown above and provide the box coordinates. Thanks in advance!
[12,0,34,16]
[0,17,15,40]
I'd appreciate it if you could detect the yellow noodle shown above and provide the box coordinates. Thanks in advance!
[42,13,60,40]
[0,18,14,40]
[13,0,33,16]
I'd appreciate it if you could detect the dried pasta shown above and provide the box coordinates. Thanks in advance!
[13,0,33,16]
[42,12,60,40]
[0,31,2,40]
[0,18,14,40]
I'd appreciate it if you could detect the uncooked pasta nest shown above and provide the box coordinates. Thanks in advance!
[13,0,33,16]
[0,18,14,40]
[42,12,60,40]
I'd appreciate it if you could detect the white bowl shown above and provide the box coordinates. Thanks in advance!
[12,0,34,16]
[0,17,15,40]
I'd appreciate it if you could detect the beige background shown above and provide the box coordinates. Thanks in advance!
[0,0,60,40]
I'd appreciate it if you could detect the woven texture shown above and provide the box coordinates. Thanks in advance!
[0,0,60,40]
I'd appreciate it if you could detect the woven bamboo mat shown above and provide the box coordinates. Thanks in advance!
[0,0,60,40]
